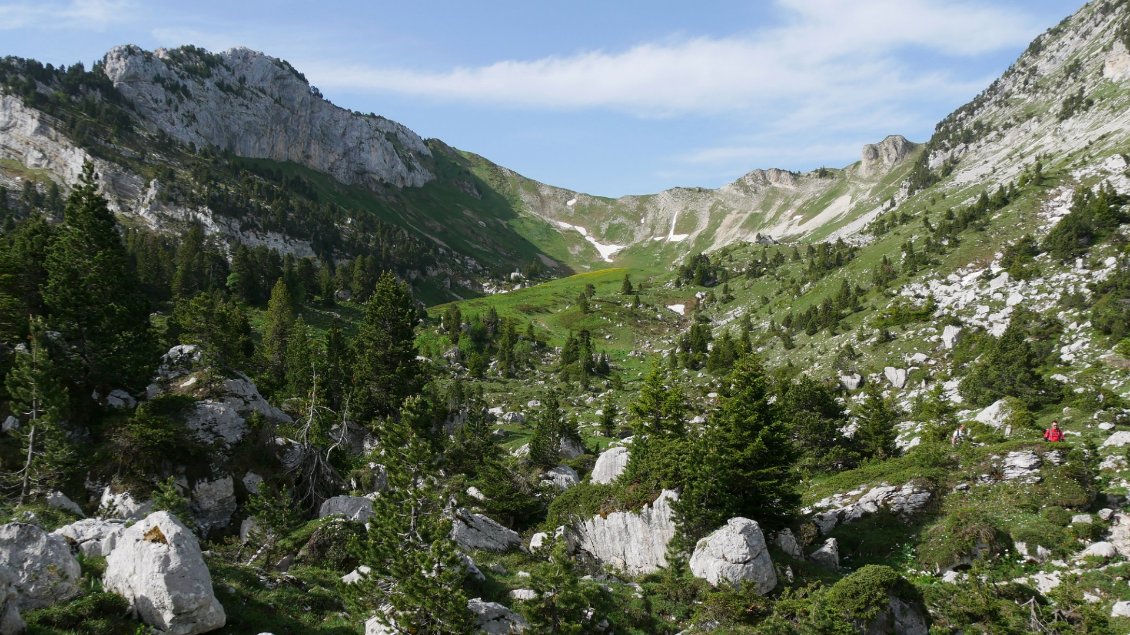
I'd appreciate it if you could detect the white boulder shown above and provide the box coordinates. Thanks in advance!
[1080,541,1117,560]
[1113,600,1130,618]
[974,399,1011,429]
[941,325,962,349]
[1001,451,1042,483]
[574,489,678,575]
[542,466,580,490]
[451,509,521,553]
[45,490,84,517]
[591,446,630,485]
[1102,431,1130,448]
[809,537,839,569]
[883,367,907,389]
[0,523,81,610]
[99,487,152,521]
[774,529,803,560]
[103,511,226,635]
[318,496,374,523]
[839,373,862,391]
[52,518,126,557]
[689,518,777,594]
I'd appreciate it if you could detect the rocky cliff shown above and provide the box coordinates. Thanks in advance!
[101,45,434,190]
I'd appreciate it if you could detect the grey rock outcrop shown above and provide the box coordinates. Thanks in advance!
[99,487,153,521]
[574,489,679,575]
[542,466,580,490]
[451,509,522,553]
[0,565,25,635]
[689,518,777,593]
[1000,451,1042,483]
[860,135,914,177]
[974,399,1011,429]
[190,475,237,533]
[1102,431,1130,448]
[467,598,529,634]
[318,496,374,523]
[0,523,81,610]
[102,45,433,190]
[774,529,804,559]
[807,483,932,535]
[53,518,126,557]
[103,511,225,635]
[591,446,630,484]
[45,490,84,517]
[809,538,840,569]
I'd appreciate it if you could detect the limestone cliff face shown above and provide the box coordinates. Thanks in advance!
[860,135,915,177]
[101,45,434,190]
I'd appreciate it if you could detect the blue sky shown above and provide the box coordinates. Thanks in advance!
[1,0,1081,197]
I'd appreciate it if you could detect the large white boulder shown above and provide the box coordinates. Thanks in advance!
[0,523,81,610]
[0,565,25,635]
[451,509,521,553]
[809,537,840,569]
[467,597,528,634]
[974,399,1011,429]
[574,489,678,575]
[941,325,963,350]
[689,518,776,594]
[318,496,374,523]
[103,511,225,635]
[52,518,126,557]
[591,446,630,485]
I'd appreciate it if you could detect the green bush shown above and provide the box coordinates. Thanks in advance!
[25,591,137,634]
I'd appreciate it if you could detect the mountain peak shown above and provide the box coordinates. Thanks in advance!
[859,134,915,177]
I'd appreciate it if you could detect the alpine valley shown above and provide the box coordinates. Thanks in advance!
[1,1,1130,634]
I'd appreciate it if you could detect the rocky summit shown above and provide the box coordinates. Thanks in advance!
[1,1,1130,633]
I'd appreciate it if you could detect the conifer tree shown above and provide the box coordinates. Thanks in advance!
[855,383,901,461]
[677,355,798,541]
[352,271,423,423]
[285,317,314,398]
[5,317,74,503]
[620,273,633,295]
[529,390,566,468]
[260,278,295,390]
[43,161,152,393]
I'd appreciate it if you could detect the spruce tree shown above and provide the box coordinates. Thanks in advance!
[352,271,423,423]
[284,317,314,398]
[529,390,565,468]
[43,161,152,393]
[677,355,798,540]
[855,383,900,461]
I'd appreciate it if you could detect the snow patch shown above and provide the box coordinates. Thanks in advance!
[554,221,625,262]
[566,197,577,207]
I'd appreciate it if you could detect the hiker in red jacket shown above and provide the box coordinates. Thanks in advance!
[1044,420,1065,442]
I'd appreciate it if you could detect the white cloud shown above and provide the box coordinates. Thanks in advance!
[0,0,135,30]
[300,0,1045,119]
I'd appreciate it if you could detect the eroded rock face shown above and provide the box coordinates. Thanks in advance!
[1000,451,1042,483]
[52,518,126,557]
[591,446,630,485]
[451,509,521,553]
[0,523,81,610]
[190,475,237,533]
[689,518,777,594]
[467,597,529,634]
[574,489,678,576]
[542,466,580,490]
[99,487,152,521]
[806,483,932,536]
[860,135,914,177]
[103,511,225,635]
[102,45,434,190]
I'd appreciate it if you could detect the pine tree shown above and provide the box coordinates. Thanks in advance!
[352,271,423,423]
[5,317,74,503]
[347,410,472,634]
[260,278,295,391]
[43,161,153,394]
